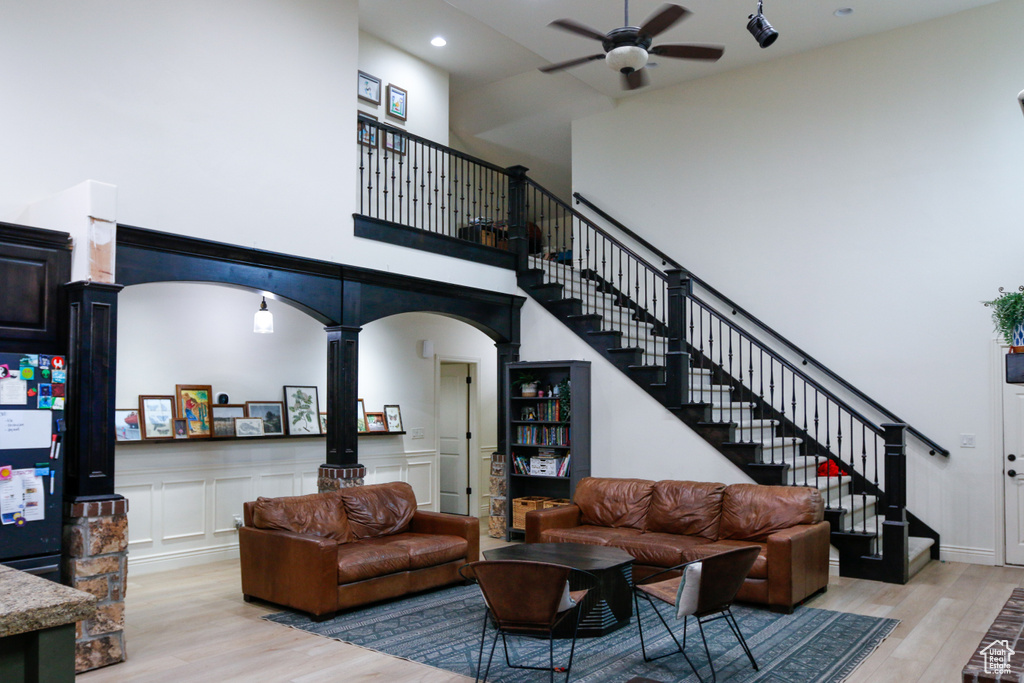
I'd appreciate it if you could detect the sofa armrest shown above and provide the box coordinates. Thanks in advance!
[766,521,831,610]
[525,504,582,543]
[410,510,480,562]
[239,526,338,617]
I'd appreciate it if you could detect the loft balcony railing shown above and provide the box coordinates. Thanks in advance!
[354,115,944,562]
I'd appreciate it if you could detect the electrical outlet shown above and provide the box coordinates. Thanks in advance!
[411,427,425,439]
[960,433,976,448]
[233,514,243,530]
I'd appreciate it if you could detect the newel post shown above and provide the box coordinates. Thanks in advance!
[881,423,910,584]
[665,269,691,408]
[506,165,530,275]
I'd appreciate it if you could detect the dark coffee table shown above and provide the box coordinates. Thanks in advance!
[483,542,634,637]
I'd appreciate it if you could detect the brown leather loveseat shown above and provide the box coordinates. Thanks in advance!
[240,481,478,620]
[525,477,828,612]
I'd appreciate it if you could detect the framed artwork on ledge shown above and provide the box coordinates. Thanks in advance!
[234,417,265,438]
[114,409,141,442]
[139,395,175,440]
[319,412,328,434]
[246,401,285,436]
[176,384,212,438]
[384,130,406,155]
[383,405,403,432]
[357,70,381,105]
[283,386,321,435]
[173,419,188,439]
[357,398,368,433]
[366,412,388,432]
[212,404,246,438]
[386,84,407,121]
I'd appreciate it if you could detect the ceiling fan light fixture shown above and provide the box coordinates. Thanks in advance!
[606,45,648,73]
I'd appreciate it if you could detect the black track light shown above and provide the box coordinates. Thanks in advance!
[747,0,778,49]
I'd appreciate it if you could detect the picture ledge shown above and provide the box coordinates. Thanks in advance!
[115,431,408,445]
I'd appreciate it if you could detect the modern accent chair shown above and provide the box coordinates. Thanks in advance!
[460,560,593,683]
[633,546,760,683]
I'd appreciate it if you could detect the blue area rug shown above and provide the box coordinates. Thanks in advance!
[263,584,898,682]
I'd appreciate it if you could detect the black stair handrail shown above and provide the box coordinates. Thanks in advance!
[573,191,949,458]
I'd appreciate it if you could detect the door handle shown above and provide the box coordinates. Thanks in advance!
[1010,469,1018,478]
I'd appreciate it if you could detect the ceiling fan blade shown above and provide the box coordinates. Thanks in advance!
[649,44,724,61]
[639,4,691,38]
[548,19,607,42]
[623,69,649,90]
[539,54,606,73]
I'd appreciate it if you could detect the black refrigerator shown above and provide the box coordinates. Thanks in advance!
[0,351,67,582]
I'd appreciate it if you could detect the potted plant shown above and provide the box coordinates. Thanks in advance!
[983,287,1024,352]
[512,372,540,397]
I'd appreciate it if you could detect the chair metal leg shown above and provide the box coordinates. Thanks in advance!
[475,608,490,682]
[633,590,702,679]
[723,608,758,671]
[549,634,555,683]
[482,626,500,683]
[696,618,715,683]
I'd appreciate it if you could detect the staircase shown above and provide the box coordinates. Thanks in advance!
[514,188,942,584]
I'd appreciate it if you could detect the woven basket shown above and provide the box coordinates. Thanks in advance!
[541,498,571,509]
[511,496,551,529]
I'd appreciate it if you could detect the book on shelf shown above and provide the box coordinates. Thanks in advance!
[514,424,571,446]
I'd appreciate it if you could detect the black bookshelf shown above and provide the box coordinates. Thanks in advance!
[504,360,590,540]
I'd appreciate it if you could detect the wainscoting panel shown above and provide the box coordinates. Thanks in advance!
[117,483,154,546]
[257,473,296,499]
[361,449,437,511]
[213,476,252,534]
[161,480,206,541]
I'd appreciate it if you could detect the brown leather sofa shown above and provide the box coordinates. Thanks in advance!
[240,482,478,620]
[525,477,829,613]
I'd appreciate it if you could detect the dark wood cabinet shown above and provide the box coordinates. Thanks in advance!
[504,360,590,540]
[0,223,72,354]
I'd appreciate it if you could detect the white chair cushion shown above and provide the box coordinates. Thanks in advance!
[557,580,578,613]
[674,562,702,618]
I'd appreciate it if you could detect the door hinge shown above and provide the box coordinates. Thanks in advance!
[466,431,472,440]
[466,376,472,384]
[466,486,472,495]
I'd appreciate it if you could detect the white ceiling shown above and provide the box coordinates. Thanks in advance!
[359,0,1003,192]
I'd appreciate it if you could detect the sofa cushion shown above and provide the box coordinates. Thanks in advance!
[339,481,418,539]
[608,532,713,568]
[646,480,726,540]
[251,490,351,543]
[696,540,768,579]
[540,525,642,546]
[574,477,655,529]
[336,537,411,583]
[718,484,824,542]
[381,532,468,570]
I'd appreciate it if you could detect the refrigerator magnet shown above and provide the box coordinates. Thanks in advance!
[19,367,33,381]
[52,385,65,398]
[0,365,7,379]
[38,355,51,369]
[52,370,66,384]
[0,466,11,481]
[38,384,51,397]
[51,398,64,411]
[20,354,38,368]
[38,396,54,410]
[51,356,65,370]
[40,368,50,381]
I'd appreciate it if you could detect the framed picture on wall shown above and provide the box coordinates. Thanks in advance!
[383,405,403,432]
[283,386,321,435]
[212,404,246,438]
[384,130,406,155]
[366,412,388,432]
[319,412,328,434]
[358,114,378,148]
[139,395,175,440]
[386,84,407,121]
[357,70,381,105]
[245,401,285,436]
[357,398,368,433]
[114,409,141,442]
[176,384,213,438]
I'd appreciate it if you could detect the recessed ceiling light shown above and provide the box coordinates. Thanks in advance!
[431,36,447,47]
[834,7,853,16]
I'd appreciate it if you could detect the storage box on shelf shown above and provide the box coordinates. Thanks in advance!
[504,360,590,540]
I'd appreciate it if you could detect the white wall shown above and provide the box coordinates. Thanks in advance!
[358,31,449,145]
[572,0,1024,564]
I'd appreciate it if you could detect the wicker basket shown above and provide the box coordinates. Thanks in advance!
[488,515,506,538]
[511,496,551,529]
[541,498,571,509]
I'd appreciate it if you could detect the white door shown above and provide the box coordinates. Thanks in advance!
[439,363,470,515]
[1004,378,1024,564]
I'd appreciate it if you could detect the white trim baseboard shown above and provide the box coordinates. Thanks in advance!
[940,544,996,565]
[127,542,240,575]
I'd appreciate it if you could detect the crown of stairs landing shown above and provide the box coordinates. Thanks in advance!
[350,123,943,585]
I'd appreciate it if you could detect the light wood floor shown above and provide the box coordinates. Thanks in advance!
[76,533,1023,683]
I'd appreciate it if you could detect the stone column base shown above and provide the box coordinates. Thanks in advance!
[317,464,366,492]
[63,497,129,673]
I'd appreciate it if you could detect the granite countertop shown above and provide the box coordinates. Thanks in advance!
[0,564,97,638]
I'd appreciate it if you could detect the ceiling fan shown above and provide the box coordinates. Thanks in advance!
[539,2,724,90]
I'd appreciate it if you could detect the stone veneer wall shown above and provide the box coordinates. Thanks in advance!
[317,464,366,492]
[63,498,129,672]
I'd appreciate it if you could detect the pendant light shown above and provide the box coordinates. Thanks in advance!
[253,297,274,334]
